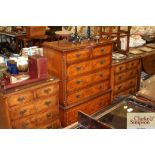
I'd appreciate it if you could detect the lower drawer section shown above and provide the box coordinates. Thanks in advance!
[60,92,111,127]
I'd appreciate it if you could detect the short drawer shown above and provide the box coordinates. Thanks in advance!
[12,115,37,129]
[92,56,111,71]
[92,45,112,57]
[35,96,58,112]
[115,64,126,74]
[125,78,137,89]
[115,72,126,84]
[126,69,137,79]
[126,60,139,69]
[67,81,110,105]
[125,87,136,94]
[66,48,90,63]
[67,68,110,92]
[36,84,59,98]
[114,83,126,94]
[67,61,91,78]
[7,91,34,107]
[9,103,36,121]
[36,107,59,126]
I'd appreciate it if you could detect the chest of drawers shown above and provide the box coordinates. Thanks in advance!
[111,58,141,99]
[0,77,61,129]
[43,40,113,127]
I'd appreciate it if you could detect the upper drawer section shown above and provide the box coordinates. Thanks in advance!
[7,91,34,107]
[36,83,59,98]
[66,48,90,63]
[92,45,112,57]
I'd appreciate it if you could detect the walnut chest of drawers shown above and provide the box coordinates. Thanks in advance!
[0,77,61,129]
[43,40,114,127]
[111,58,141,99]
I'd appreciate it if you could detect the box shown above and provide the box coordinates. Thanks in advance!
[26,26,46,37]
[28,55,48,79]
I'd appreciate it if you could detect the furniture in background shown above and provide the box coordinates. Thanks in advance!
[43,39,113,127]
[111,57,141,99]
[0,77,61,129]
[94,26,131,53]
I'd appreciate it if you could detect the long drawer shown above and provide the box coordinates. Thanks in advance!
[60,92,111,126]
[67,55,111,78]
[12,115,37,129]
[67,80,110,105]
[67,68,110,92]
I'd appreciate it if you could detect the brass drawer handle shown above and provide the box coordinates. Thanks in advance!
[100,60,104,64]
[19,109,27,116]
[118,86,122,90]
[17,96,25,102]
[118,76,122,80]
[76,66,81,71]
[76,94,81,98]
[22,123,28,129]
[44,88,51,94]
[99,102,103,106]
[44,101,52,106]
[100,48,105,52]
[76,54,81,58]
[99,73,103,77]
[46,113,52,119]
[98,85,103,89]
[119,66,123,71]
[76,80,81,84]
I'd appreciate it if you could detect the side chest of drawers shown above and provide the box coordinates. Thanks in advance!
[111,58,141,99]
[0,78,61,129]
[43,41,113,127]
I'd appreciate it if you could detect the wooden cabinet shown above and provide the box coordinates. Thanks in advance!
[43,40,113,127]
[0,77,61,129]
[111,58,141,99]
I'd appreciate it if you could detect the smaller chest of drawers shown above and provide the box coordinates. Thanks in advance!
[0,77,61,129]
[111,58,141,99]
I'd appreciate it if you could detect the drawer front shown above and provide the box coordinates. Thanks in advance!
[125,87,136,94]
[125,78,137,89]
[66,49,90,63]
[114,83,126,94]
[35,96,58,112]
[36,84,59,98]
[65,93,111,126]
[92,45,112,57]
[92,68,110,82]
[36,107,59,126]
[115,72,126,84]
[12,115,37,129]
[9,103,36,121]
[114,87,136,99]
[37,120,61,129]
[7,91,34,107]
[127,60,139,69]
[67,75,91,92]
[126,69,137,79]
[67,69,110,92]
[115,64,126,74]
[67,61,91,78]
[92,56,111,71]
[67,81,110,105]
